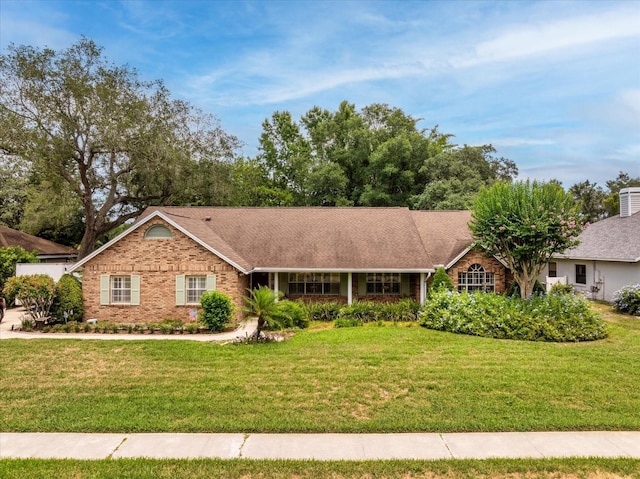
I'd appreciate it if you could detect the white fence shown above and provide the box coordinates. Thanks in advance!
[16,263,72,282]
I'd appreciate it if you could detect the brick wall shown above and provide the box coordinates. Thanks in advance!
[446,249,511,294]
[81,220,248,324]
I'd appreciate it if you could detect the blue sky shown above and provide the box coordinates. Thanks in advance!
[1,0,639,187]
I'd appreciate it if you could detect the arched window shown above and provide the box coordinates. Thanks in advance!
[458,263,494,293]
[144,224,173,239]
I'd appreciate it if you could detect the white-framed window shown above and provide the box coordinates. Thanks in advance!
[458,264,494,293]
[175,274,216,306]
[144,224,173,239]
[100,275,140,306]
[186,276,207,304]
[288,273,340,295]
[111,276,131,303]
[366,273,400,294]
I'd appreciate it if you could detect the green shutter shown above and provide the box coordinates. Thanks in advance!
[278,272,287,294]
[339,273,348,296]
[175,275,185,306]
[401,274,410,296]
[206,274,216,291]
[100,275,110,305]
[131,275,141,306]
[358,273,367,296]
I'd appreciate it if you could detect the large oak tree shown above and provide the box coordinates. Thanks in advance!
[0,38,238,258]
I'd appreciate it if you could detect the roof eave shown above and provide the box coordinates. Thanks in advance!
[553,254,640,263]
[69,210,250,274]
[249,267,436,273]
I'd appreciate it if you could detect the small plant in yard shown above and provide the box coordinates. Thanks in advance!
[306,301,342,321]
[20,316,35,331]
[430,266,455,292]
[612,283,640,316]
[274,300,309,329]
[549,282,575,295]
[199,290,234,332]
[243,286,290,340]
[334,317,363,328]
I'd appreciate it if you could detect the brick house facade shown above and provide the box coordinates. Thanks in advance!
[447,248,512,293]
[80,219,248,323]
[71,207,512,324]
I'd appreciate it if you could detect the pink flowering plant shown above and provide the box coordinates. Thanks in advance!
[471,180,585,299]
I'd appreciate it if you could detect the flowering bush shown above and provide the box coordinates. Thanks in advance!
[420,289,607,342]
[2,274,56,322]
[612,284,640,316]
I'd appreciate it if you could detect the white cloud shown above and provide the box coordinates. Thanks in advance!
[490,138,557,147]
[452,7,640,68]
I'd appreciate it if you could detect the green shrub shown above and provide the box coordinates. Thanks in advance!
[272,300,309,329]
[549,282,574,295]
[334,318,363,328]
[338,301,378,322]
[3,274,56,322]
[199,290,234,332]
[420,289,607,342]
[612,283,640,316]
[306,301,343,321]
[0,246,39,299]
[430,267,454,293]
[377,299,421,321]
[506,280,546,298]
[50,274,84,323]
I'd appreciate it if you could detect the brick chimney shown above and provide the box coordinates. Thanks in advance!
[619,187,640,217]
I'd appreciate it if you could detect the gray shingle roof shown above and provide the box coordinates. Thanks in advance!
[554,212,640,262]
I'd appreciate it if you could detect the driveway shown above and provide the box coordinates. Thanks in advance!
[0,307,258,341]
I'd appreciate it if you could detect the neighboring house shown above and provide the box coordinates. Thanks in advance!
[69,207,511,323]
[543,187,640,302]
[0,226,78,263]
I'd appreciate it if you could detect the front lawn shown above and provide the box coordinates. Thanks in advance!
[0,304,638,433]
[1,458,639,479]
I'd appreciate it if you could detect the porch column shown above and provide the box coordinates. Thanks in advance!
[420,272,426,306]
[347,272,353,305]
[273,272,279,302]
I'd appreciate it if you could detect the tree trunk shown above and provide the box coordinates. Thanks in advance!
[77,227,100,260]
[252,317,265,342]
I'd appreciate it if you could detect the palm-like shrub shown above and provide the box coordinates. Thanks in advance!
[243,286,290,339]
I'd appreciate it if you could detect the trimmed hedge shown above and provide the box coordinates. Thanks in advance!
[199,290,234,331]
[420,289,607,342]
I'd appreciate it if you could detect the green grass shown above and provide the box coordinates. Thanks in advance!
[1,304,639,433]
[1,458,639,479]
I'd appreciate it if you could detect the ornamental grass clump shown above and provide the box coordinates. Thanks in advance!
[420,289,607,342]
[612,284,640,316]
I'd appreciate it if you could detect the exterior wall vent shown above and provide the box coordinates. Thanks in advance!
[619,187,640,217]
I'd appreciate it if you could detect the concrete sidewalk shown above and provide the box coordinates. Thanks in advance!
[0,307,257,341]
[1,432,639,460]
